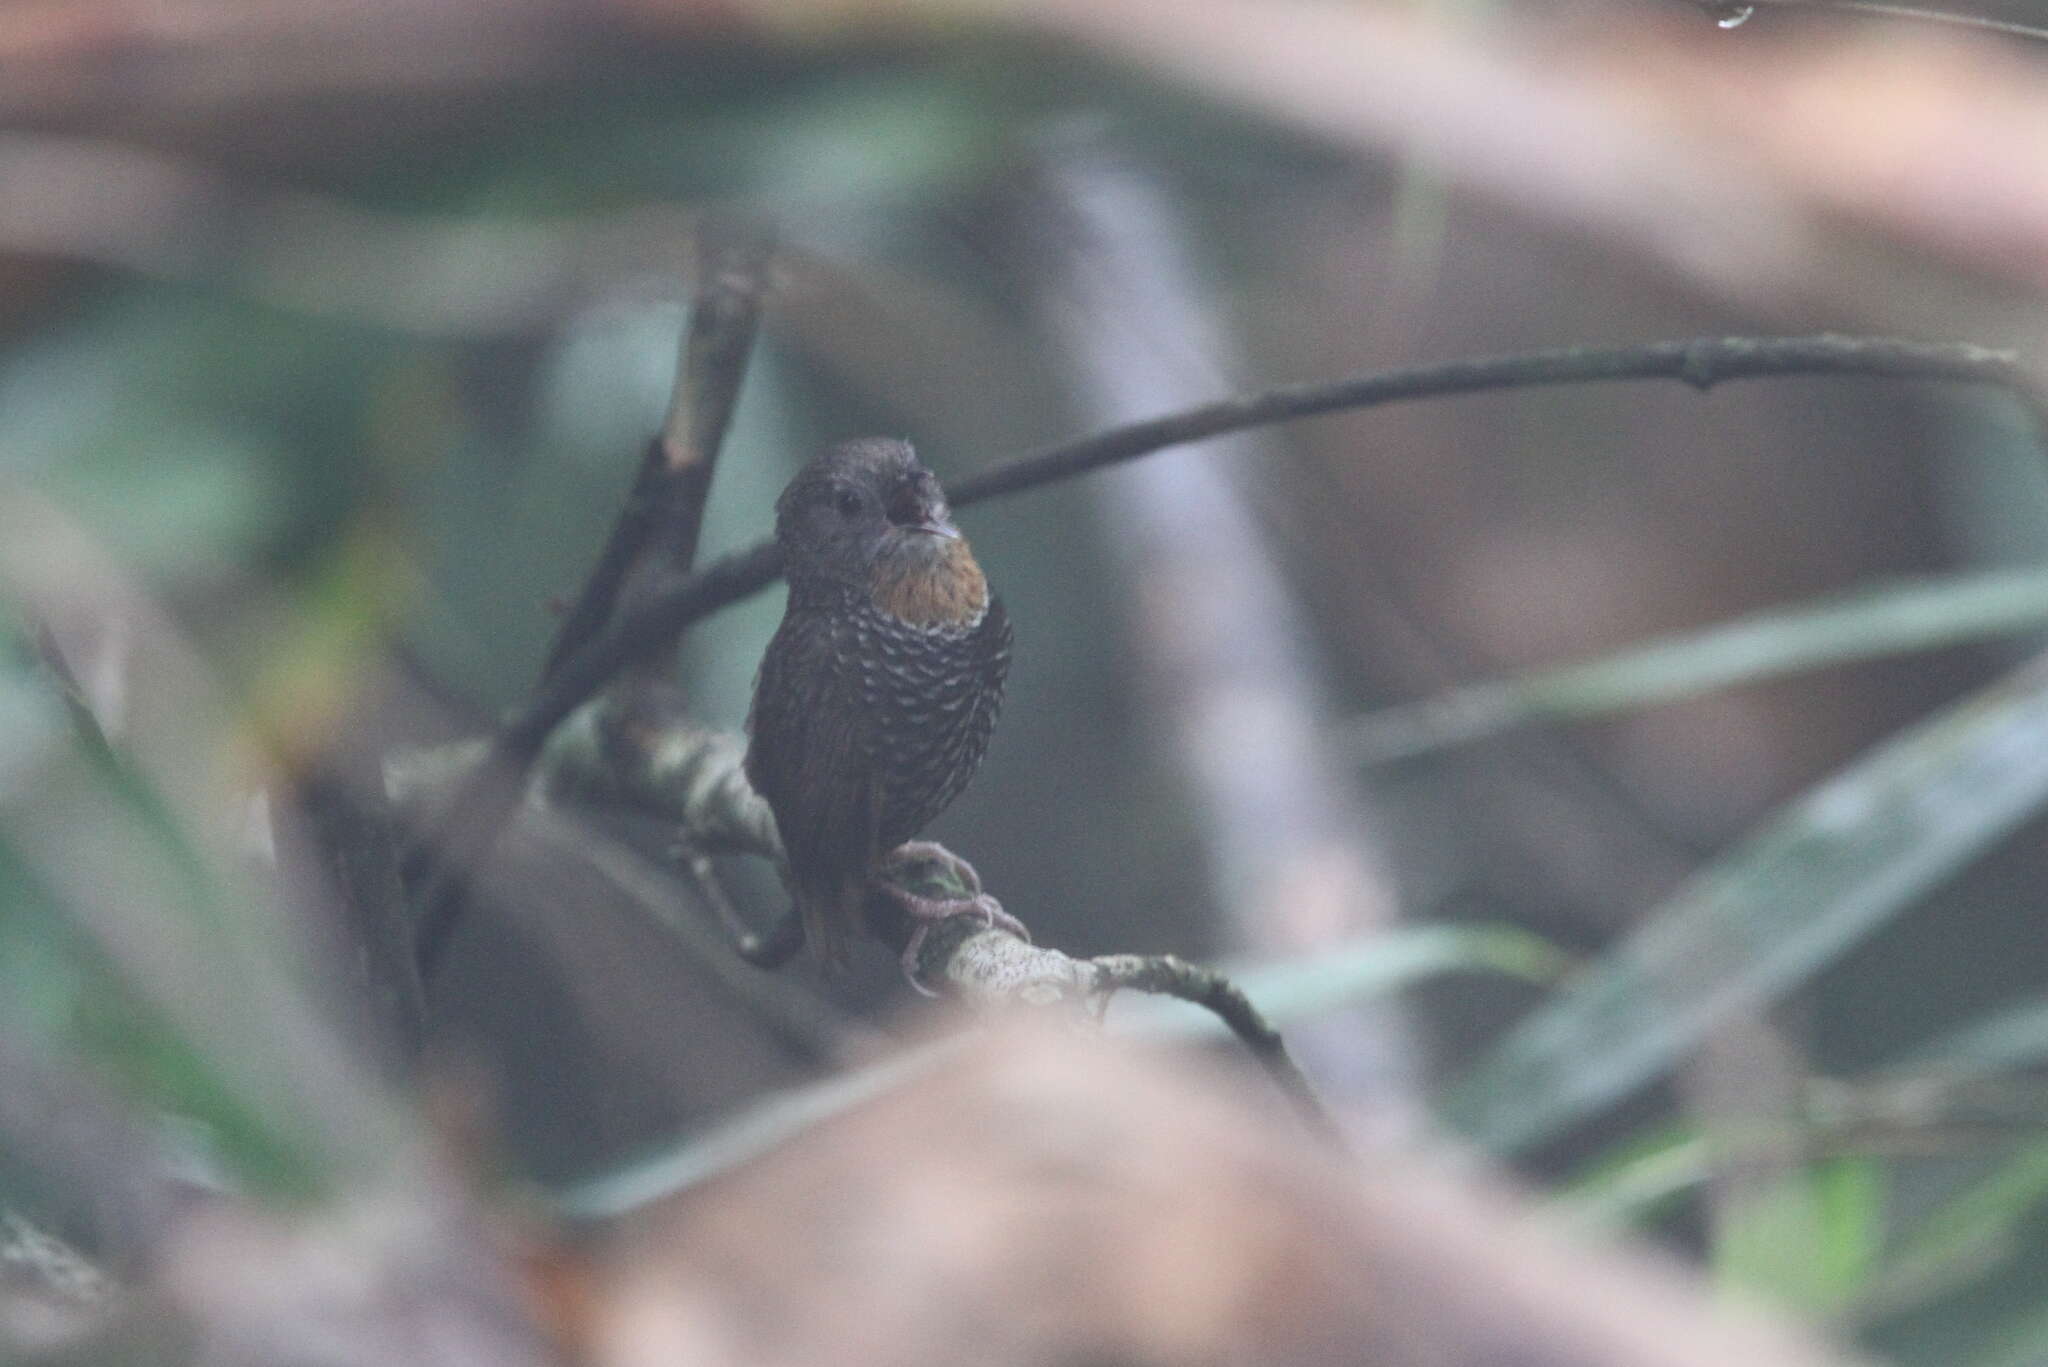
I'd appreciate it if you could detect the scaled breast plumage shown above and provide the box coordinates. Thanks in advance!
[852,595,1011,848]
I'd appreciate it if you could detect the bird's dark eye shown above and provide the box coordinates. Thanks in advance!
[886,484,924,527]
[834,488,864,518]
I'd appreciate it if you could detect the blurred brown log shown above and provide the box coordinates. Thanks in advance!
[576,1026,1866,1367]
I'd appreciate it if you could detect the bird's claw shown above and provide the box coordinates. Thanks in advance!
[883,882,1030,995]
[883,840,985,896]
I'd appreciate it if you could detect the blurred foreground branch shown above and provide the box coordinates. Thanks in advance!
[566,1025,1863,1367]
[1676,0,2048,40]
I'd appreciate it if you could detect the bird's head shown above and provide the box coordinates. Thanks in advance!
[775,437,988,626]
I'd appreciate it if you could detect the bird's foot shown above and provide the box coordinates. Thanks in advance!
[878,843,1029,994]
[883,841,986,895]
[885,888,1029,996]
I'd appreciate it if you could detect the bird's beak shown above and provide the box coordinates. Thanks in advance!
[906,517,961,540]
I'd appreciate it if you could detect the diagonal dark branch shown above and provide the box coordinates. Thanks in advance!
[414,224,775,980]
[540,220,775,683]
[534,431,694,684]
[413,334,2038,979]
[648,218,778,577]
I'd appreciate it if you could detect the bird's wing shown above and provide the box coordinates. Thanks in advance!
[746,609,879,957]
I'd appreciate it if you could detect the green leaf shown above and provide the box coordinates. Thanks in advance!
[1713,1156,1886,1314]
[1444,654,2048,1153]
[1867,1142,2048,1318]
[0,624,402,1201]
[0,791,329,1202]
[1905,996,2048,1078]
[1555,1124,1710,1233]
[1346,570,2048,764]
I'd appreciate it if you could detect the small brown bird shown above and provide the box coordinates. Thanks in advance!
[746,438,1016,969]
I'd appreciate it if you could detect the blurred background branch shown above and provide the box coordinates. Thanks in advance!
[1673,0,2048,40]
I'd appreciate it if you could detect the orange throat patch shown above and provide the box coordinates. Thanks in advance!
[870,537,988,627]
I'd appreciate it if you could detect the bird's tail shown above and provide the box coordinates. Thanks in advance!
[796,873,865,970]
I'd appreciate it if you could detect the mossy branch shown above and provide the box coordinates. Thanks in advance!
[527,709,1345,1142]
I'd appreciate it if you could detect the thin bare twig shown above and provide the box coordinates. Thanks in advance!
[414,334,2037,979]
[948,335,2035,505]
[1090,953,1348,1147]
[904,912,1348,1147]
[562,335,2039,695]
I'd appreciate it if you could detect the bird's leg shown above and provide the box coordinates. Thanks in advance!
[877,841,1030,990]
[734,906,807,968]
[677,848,808,968]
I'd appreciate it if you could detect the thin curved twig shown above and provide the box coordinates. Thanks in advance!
[550,334,2039,708]
[414,335,2037,977]
[1089,953,1347,1147]
[910,917,1347,1146]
